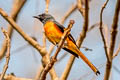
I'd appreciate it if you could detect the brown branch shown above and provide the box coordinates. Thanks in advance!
[48,44,55,55]
[0,74,32,80]
[88,22,100,32]
[77,0,85,17]
[59,55,75,80]
[113,43,120,58]
[99,0,110,62]
[61,4,77,24]
[77,0,89,48]
[0,0,26,60]
[0,28,11,80]
[0,8,44,55]
[0,8,57,80]
[35,66,44,80]
[42,34,47,48]
[58,53,67,62]
[45,0,50,13]
[81,46,92,51]
[42,0,50,48]
[103,24,109,49]
[40,20,75,80]
[60,0,89,79]
[104,0,120,80]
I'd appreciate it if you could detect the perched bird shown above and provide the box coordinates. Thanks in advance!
[34,13,100,75]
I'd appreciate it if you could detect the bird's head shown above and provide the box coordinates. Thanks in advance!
[33,13,55,24]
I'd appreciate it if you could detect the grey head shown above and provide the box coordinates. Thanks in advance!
[33,13,55,24]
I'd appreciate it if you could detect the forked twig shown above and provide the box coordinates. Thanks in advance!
[99,0,110,62]
[0,28,11,80]
[113,43,120,58]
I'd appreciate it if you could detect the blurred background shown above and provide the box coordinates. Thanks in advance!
[0,0,120,80]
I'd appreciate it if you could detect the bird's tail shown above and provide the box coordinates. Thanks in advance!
[76,49,100,75]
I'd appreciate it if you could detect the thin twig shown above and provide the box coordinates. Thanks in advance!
[35,66,44,80]
[88,22,100,32]
[104,0,120,80]
[77,0,89,48]
[0,0,26,60]
[0,8,44,55]
[0,28,11,80]
[113,43,120,58]
[81,46,92,51]
[59,55,75,80]
[99,0,110,62]
[48,44,55,55]
[45,0,50,13]
[58,53,67,62]
[2,74,32,80]
[77,0,85,17]
[42,0,50,48]
[61,4,77,24]
[40,20,75,80]
[60,0,89,79]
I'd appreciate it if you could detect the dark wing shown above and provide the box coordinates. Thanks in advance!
[54,21,77,45]
[54,21,79,58]
[53,21,65,32]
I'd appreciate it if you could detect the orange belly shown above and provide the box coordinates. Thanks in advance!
[44,21,63,44]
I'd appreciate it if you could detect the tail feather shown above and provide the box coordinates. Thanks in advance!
[77,50,100,75]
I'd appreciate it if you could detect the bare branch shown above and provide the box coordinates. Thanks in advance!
[99,0,110,62]
[0,28,11,80]
[113,43,120,58]
[77,0,89,48]
[1,74,32,80]
[81,46,92,51]
[61,4,77,24]
[45,0,50,13]
[59,55,75,80]
[104,0,120,80]
[0,0,26,60]
[77,0,85,17]
[88,22,100,32]
[0,8,44,55]
[40,20,75,80]
[48,44,55,55]
[35,66,44,80]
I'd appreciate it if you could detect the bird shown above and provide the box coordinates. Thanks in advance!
[33,13,100,75]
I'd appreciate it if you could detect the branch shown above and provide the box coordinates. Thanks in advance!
[0,74,32,80]
[113,43,120,58]
[0,28,11,80]
[35,66,44,80]
[0,0,26,60]
[99,0,110,62]
[40,20,75,80]
[45,0,50,13]
[104,0,120,80]
[88,22,100,32]
[48,44,55,55]
[77,0,89,48]
[81,46,92,51]
[60,0,89,79]
[0,8,44,55]
[77,0,85,17]
[59,55,75,80]
[61,4,77,24]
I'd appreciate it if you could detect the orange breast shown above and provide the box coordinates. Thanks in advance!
[44,21,63,44]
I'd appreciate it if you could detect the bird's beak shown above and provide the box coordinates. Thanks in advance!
[33,16,39,19]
